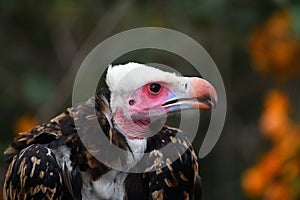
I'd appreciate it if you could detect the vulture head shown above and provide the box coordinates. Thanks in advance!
[106,62,217,140]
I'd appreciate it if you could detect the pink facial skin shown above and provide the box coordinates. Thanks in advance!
[113,83,171,139]
[113,78,217,140]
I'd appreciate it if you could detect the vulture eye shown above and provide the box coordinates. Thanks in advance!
[129,99,135,106]
[149,83,161,94]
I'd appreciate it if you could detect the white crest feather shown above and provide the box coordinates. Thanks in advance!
[106,62,181,93]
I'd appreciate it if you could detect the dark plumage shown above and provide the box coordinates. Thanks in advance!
[3,63,216,200]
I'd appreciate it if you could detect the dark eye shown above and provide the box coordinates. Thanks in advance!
[149,83,161,94]
[129,99,135,106]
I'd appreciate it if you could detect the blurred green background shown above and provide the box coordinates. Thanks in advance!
[1,0,300,199]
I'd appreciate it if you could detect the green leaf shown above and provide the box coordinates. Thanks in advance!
[22,73,54,106]
[290,5,300,37]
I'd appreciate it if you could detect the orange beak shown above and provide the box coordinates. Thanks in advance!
[189,77,217,110]
[162,77,217,113]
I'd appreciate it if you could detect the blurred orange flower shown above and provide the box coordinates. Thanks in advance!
[264,181,290,200]
[242,89,300,199]
[14,114,37,136]
[242,166,268,197]
[242,148,284,198]
[248,10,300,79]
[260,90,292,142]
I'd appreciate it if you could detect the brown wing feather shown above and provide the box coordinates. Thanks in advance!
[3,91,130,199]
[3,144,64,200]
[125,126,202,200]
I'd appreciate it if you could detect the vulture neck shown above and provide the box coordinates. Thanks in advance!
[95,88,147,165]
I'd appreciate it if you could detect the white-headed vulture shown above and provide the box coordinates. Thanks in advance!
[3,63,217,200]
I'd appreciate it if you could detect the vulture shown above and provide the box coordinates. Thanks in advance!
[3,62,217,200]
